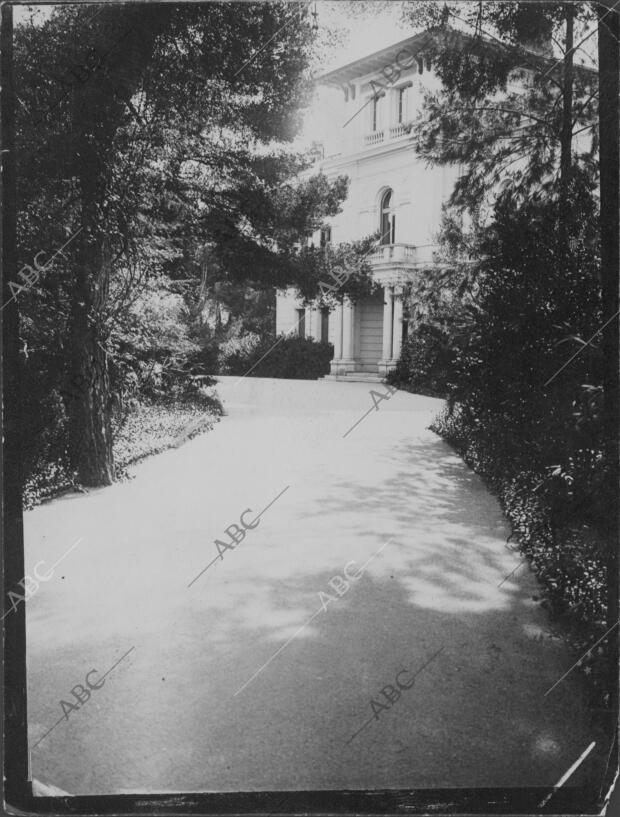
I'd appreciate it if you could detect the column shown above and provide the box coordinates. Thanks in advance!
[391,290,404,365]
[333,304,343,358]
[312,307,322,341]
[330,302,343,374]
[304,306,312,339]
[341,298,356,372]
[379,286,394,375]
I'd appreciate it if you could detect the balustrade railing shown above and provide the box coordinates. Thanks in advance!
[364,120,412,148]
[364,130,384,146]
[369,243,417,265]
[389,123,410,139]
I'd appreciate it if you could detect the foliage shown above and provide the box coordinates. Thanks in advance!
[444,178,604,511]
[209,283,276,337]
[21,456,76,512]
[292,233,381,304]
[387,233,477,398]
[449,178,603,465]
[396,178,612,701]
[400,2,599,213]
[112,396,222,481]
[432,403,611,706]
[217,324,262,369]
[387,310,457,399]
[384,5,612,701]
[14,3,349,484]
[22,392,222,509]
[220,335,333,380]
[108,275,205,405]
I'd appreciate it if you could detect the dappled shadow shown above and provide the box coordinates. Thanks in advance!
[179,555,608,791]
[166,432,610,791]
[25,384,612,794]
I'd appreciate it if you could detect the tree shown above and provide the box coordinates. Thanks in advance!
[401,2,598,215]
[14,3,347,485]
[389,4,616,661]
[289,233,379,305]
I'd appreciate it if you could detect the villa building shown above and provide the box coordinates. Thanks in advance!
[275,31,464,379]
[274,30,545,379]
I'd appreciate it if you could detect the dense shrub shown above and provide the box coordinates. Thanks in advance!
[218,329,262,367]
[220,334,333,379]
[393,179,615,704]
[432,404,612,706]
[387,312,456,398]
[22,457,76,510]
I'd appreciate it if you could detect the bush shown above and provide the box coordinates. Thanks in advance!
[218,329,262,366]
[220,334,333,379]
[387,317,456,398]
[398,179,614,705]
[22,457,77,509]
[432,403,612,706]
[19,351,73,491]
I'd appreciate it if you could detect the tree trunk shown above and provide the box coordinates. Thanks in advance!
[65,12,163,486]
[69,144,114,486]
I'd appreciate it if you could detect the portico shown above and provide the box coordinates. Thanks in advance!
[276,243,425,379]
[327,283,404,377]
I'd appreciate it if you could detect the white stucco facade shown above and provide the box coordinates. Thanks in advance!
[275,33,467,377]
[274,30,597,379]
[276,32,464,377]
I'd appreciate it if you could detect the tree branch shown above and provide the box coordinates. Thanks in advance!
[469,106,555,128]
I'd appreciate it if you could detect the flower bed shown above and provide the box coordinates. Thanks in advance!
[23,394,222,509]
[112,399,221,477]
[432,403,613,708]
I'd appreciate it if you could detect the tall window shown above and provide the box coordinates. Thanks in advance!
[296,309,306,339]
[380,189,395,244]
[371,91,384,132]
[320,226,332,248]
[398,87,407,124]
[320,308,329,343]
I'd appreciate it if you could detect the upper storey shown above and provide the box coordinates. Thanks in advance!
[317,32,437,161]
[314,27,596,165]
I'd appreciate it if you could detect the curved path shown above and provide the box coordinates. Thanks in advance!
[24,377,605,794]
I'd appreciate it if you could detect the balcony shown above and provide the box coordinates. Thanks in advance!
[368,244,439,284]
[369,243,418,265]
[363,121,412,148]
[364,130,384,146]
[389,122,412,139]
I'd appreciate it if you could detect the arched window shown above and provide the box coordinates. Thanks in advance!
[380,189,395,245]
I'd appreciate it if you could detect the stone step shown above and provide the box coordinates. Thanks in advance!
[322,373,385,383]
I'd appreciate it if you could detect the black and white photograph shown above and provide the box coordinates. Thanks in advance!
[1,1,619,813]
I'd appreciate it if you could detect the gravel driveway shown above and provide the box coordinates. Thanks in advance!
[25,377,605,794]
